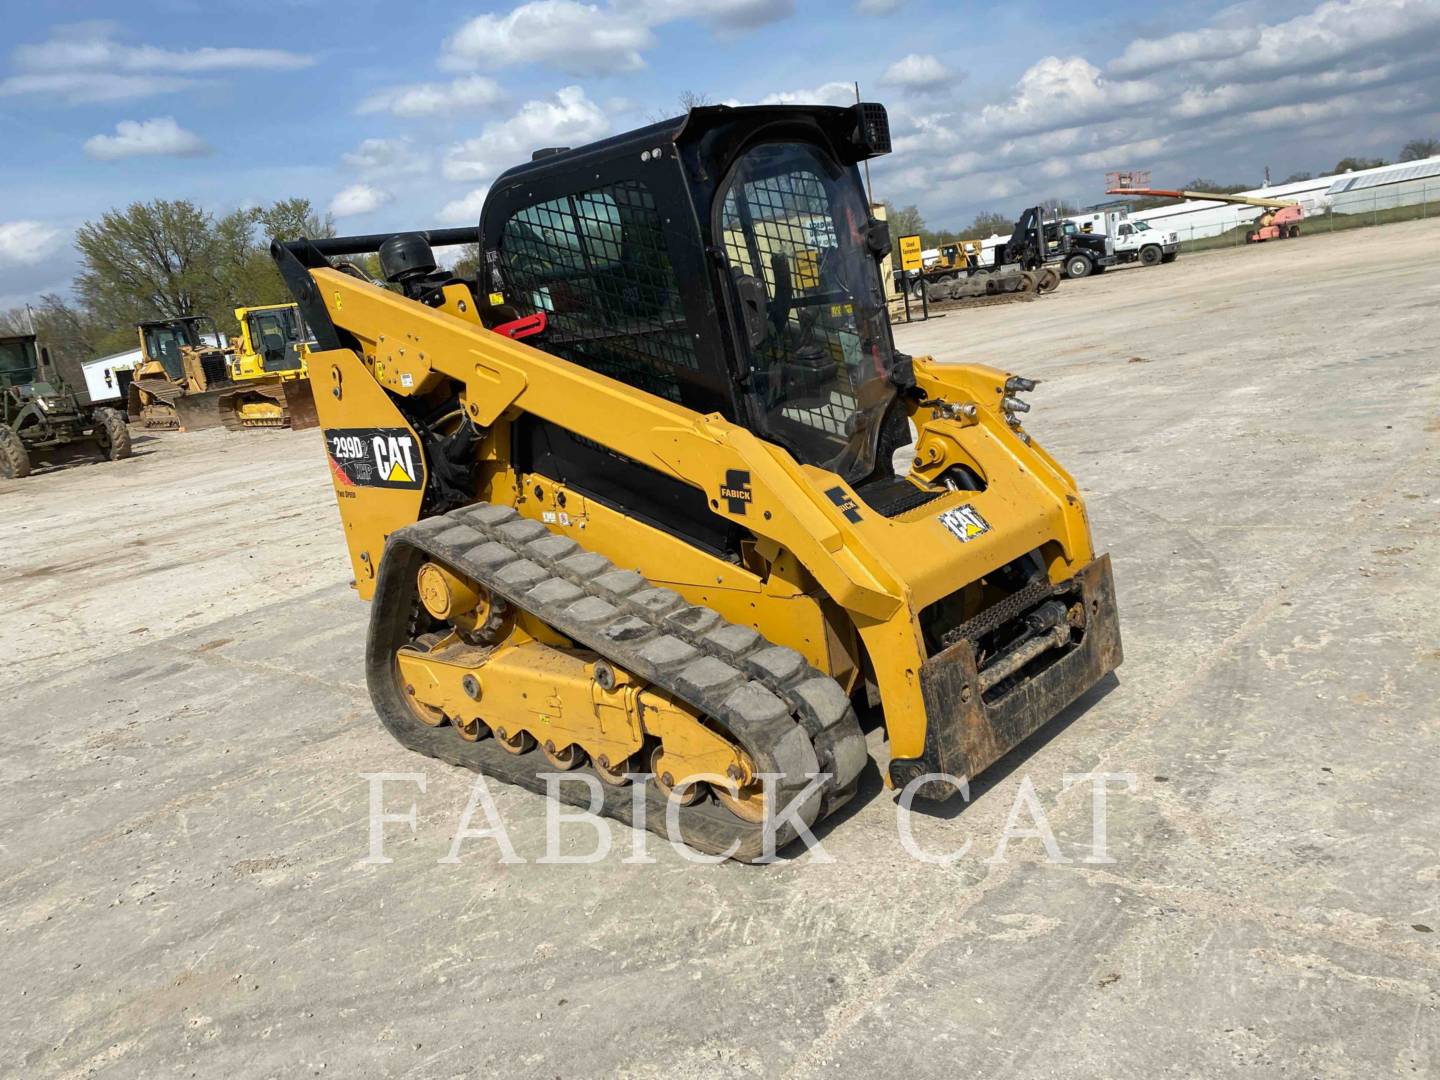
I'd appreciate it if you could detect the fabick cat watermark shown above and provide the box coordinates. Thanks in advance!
[357,770,1137,866]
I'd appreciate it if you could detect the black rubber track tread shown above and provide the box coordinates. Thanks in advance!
[365,502,868,862]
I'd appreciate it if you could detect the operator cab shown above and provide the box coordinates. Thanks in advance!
[140,317,204,381]
[0,334,40,389]
[245,306,305,372]
[480,103,902,489]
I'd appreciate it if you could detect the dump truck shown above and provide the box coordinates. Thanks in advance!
[1,332,130,479]
[273,102,1122,860]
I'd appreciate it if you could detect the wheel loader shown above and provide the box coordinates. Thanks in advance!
[273,102,1121,860]
[214,303,318,430]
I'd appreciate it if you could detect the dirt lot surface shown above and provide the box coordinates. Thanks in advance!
[3,219,1437,1077]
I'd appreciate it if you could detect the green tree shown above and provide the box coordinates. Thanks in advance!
[880,202,926,240]
[1333,156,1387,173]
[256,198,335,243]
[73,196,335,352]
[1399,138,1440,162]
[964,210,1013,238]
[1281,171,1314,184]
[74,199,224,352]
[451,242,482,283]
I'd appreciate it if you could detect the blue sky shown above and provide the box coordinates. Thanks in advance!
[3,0,1439,307]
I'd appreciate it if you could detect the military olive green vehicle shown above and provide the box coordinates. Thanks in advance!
[0,332,131,479]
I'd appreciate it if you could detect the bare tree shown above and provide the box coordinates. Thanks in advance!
[1399,138,1440,162]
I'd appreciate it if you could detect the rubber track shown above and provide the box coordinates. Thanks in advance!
[368,502,869,861]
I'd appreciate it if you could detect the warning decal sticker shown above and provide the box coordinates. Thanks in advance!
[938,503,991,543]
[325,428,424,491]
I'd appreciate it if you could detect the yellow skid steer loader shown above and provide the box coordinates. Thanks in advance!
[274,103,1121,860]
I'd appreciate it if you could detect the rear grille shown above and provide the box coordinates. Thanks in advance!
[855,475,943,518]
[200,355,230,386]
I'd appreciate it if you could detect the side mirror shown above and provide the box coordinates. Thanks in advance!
[864,217,891,259]
[732,272,770,350]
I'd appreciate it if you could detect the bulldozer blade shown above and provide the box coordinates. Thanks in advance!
[283,379,320,431]
[171,388,232,432]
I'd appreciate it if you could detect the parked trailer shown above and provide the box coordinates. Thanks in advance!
[81,348,142,408]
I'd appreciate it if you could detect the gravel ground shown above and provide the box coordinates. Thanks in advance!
[2,218,1437,1078]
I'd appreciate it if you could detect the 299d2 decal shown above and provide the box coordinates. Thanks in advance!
[326,428,424,491]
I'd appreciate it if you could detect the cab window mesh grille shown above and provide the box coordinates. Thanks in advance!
[719,168,861,441]
[499,181,696,402]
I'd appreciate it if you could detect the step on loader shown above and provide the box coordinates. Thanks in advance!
[274,102,1121,861]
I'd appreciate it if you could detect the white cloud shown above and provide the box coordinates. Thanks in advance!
[881,53,950,90]
[975,57,1161,140]
[329,184,393,218]
[1110,26,1261,78]
[14,26,312,73]
[443,86,609,182]
[2,23,311,104]
[443,1,653,75]
[358,75,504,118]
[0,221,66,267]
[0,71,192,104]
[758,81,858,107]
[616,0,794,31]
[83,117,211,161]
[441,0,793,76]
[865,0,1440,230]
[1112,0,1440,81]
[341,137,429,176]
[440,187,492,225]
[856,0,906,12]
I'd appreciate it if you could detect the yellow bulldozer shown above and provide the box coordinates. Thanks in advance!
[216,303,318,430]
[273,102,1121,860]
[126,315,232,430]
[124,306,316,431]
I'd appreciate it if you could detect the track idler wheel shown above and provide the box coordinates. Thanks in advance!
[542,741,584,770]
[715,780,768,824]
[455,717,490,742]
[592,753,636,786]
[650,745,704,806]
[495,727,536,755]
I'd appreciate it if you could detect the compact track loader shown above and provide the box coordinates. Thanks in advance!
[275,103,1121,860]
